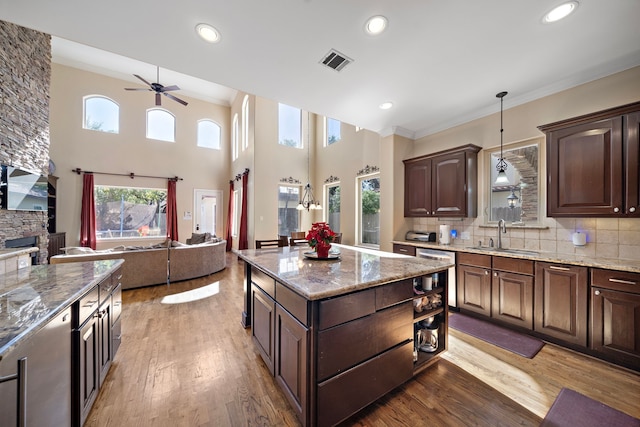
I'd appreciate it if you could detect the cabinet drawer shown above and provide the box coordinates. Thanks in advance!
[251,266,275,298]
[317,301,412,381]
[276,281,309,326]
[376,279,413,310]
[112,283,122,325]
[317,340,414,427]
[493,256,534,275]
[591,269,640,294]
[76,286,100,326]
[99,276,113,305]
[318,288,376,330]
[458,252,491,268]
[393,244,416,256]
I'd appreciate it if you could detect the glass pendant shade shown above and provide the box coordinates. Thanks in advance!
[495,168,509,185]
[507,188,519,208]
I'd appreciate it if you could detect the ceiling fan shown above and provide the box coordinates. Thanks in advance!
[124,66,188,106]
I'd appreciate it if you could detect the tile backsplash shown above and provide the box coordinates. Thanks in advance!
[410,217,640,261]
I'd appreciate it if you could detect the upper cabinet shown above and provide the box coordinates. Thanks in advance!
[404,144,481,218]
[539,101,640,217]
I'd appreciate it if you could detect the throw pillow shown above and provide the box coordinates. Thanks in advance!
[189,232,210,244]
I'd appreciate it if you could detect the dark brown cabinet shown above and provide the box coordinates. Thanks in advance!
[392,243,416,256]
[252,285,276,374]
[539,101,640,217]
[590,268,640,371]
[491,257,534,330]
[48,231,66,261]
[534,262,588,347]
[404,144,480,218]
[457,252,492,317]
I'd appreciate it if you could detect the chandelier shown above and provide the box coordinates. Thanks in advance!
[297,112,322,211]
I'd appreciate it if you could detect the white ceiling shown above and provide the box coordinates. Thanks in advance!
[1,1,639,138]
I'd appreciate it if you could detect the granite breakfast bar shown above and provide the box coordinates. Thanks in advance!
[236,244,454,427]
[0,259,124,427]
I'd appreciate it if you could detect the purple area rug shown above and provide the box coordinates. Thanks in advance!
[541,388,640,427]
[449,313,544,358]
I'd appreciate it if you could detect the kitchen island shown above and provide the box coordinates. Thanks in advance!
[0,259,124,427]
[236,244,453,427]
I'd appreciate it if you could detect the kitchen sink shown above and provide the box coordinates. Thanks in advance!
[468,246,540,256]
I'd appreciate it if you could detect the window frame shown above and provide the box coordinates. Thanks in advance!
[278,103,303,149]
[232,187,241,237]
[325,117,341,146]
[278,184,301,237]
[242,95,249,151]
[232,113,239,160]
[356,172,380,248]
[324,182,341,232]
[146,108,176,142]
[83,95,120,134]
[197,119,222,150]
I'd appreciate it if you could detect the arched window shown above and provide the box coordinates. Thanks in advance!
[197,119,221,149]
[83,95,119,133]
[242,95,249,150]
[232,113,239,160]
[146,108,175,142]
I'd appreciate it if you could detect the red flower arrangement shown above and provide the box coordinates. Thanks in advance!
[306,222,336,258]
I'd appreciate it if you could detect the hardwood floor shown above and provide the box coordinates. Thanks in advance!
[85,253,640,426]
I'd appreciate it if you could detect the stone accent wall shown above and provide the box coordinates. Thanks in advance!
[0,20,51,263]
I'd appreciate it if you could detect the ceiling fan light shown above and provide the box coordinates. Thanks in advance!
[196,23,220,43]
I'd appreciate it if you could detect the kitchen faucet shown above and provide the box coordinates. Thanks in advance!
[497,219,507,249]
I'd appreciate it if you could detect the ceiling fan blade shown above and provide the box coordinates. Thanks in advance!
[160,85,180,92]
[134,74,153,87]
[124,88,152,91]
[164,92,188,106]
[156,93,162,106]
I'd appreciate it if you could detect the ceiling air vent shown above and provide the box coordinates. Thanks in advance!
[320,49,353,72]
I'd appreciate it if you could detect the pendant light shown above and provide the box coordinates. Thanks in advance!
[297,112,322,211]
[495,91,510,185]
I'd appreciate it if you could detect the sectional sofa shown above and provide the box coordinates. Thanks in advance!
[50,240,226,289]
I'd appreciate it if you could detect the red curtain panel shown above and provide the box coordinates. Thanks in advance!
[239,170,249,250]
[166,179,178,241]
[80,173,97,249]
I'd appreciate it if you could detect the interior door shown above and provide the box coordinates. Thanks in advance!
[194,189,222,236]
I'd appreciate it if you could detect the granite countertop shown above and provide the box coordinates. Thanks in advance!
[392,240,640,274]
[0,259,124,360]
[0,247,39,260]
[235,244,453,300]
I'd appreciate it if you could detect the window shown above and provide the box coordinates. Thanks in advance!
[278,185,300,236]
[146,108,175,142]
[94,185,167,240]
[278,103,302,148]
[326,117,341,145]
[232,188,241,237]
[197,120,221,149]
[357,174,380,247]
[83,95,119,133]
[232,113,239,160]
[242,95,249,150]
[325,183,340,232]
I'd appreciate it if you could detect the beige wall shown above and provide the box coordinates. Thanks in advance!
[405,66,640,260]
[49,64,230,248]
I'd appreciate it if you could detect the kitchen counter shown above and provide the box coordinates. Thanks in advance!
[236,243,453,300]
[0,259,124,360]
[393,240,640,274]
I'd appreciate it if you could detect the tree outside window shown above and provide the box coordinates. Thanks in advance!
[325,184,340,232]
[278,185,300,236]
[359,175,380,246]
[83,95,119,133]
[326,118,341,145]
[278,104,302,148]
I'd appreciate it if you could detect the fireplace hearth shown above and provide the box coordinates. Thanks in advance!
[5,236,39,265]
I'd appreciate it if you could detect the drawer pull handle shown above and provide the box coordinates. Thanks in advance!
[630,207,637,213]
[83,300,98,309]
[549,265,570,271]
[594,290,601,296]
[398,248,408,253]
[608,278,637,286]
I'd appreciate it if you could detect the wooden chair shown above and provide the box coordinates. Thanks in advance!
[289,237,309,247]
[290,231,306,240]
[278,235,289,246]
[255,239,286,249]
[332,233,342,244]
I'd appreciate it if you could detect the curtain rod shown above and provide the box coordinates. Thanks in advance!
[72,168,182,181]
[230,168,250,183]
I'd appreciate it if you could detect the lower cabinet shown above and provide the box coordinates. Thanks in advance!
[0,307,72,427]
[534,262,588,347]
[491,257,534,330]
[252,285,275,374]
[75,308,100,426]
[457,253,492,316]
[98,299,112,386]
[275,305,309,422]
[590,268,640,370]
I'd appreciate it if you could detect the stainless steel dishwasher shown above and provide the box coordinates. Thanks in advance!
[416,248,457,308]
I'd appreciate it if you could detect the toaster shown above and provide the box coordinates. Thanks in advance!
[405,231,437,242]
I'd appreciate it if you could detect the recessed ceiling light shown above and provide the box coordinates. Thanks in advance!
[379,101,393,110]
[365,15,388,35]
[196,23,220,43]
[543,1,579,23]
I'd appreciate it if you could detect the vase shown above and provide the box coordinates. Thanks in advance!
[316,244,331,258]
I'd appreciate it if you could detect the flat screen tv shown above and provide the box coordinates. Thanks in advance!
[0,165,48,211]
